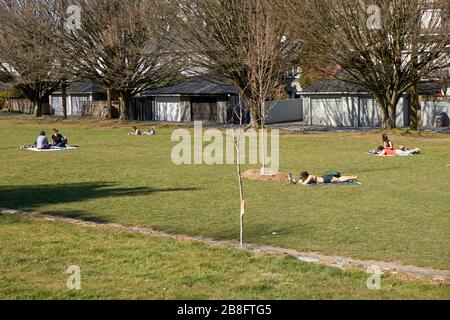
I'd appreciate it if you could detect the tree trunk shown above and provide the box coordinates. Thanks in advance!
[409,83,420,131]
[33,100,43,118]
[249,106,264,129]
[250,114,260,129]
[375,99,389,129]
[388,91,403,129]
[119,92,130,121]
[237,152,245,247]
[259,99,266,128]
[409,20,419,131]
[106,88,112,118]
[234,131,246,247]
[387,103,397,129]
[62,81,68,119]
[234,94,247,247]
[249,103,259,129]
[374,90,402,129]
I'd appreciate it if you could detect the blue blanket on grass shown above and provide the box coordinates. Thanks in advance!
[309,181,362,186]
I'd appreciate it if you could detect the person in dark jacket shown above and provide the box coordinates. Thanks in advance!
[51,128,67,147]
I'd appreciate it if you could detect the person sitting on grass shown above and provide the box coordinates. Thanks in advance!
[376,146,421,157]
[51,128,67,148]
[35,131,51,150]
[296,171,358,185]
[382,134,394,150]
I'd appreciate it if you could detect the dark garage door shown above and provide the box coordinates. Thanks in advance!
[191,97,219,122]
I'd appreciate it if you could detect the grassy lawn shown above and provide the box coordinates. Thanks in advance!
[0,116,449,274]
[1,214,449,299]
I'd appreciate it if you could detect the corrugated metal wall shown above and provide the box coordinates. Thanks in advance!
[5,99,51,114]
[265,99,303,124]
[153,96,189,122]
[130,98,153,121]
[303,95,409,127]
[422,98,450,127]
[190,97,228,124]
[150,96,228,123]
[50,94,91,116]
[228,96,303,124]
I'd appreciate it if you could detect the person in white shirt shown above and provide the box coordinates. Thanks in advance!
[36,131,51,150]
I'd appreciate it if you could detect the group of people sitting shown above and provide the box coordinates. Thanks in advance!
[25,128,68,150]
[25,126,154,150]
[372,134,422,157]
[128,126,156,136]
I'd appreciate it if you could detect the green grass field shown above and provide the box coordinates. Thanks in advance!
[1,214,448,299]
[0,116,449,299]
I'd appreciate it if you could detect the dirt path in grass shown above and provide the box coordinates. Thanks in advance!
[1,208,449,284]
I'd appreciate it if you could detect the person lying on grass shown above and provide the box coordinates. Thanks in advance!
[289,171,358,185]
[129,126,142,136]
[143,127,156,136]
[376,146,421,157]
[129,126,156,136]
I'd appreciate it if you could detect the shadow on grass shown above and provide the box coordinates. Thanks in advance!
[0,182,197,223]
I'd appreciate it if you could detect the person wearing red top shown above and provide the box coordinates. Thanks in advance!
[384,148,397,156]
[377,146,421,157]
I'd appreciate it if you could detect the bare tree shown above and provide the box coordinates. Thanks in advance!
[292,0,450,129]
[61,0,181,120]
[298,45,340,89]
[0,0,66,117]
[59,0,69,119]
[170,0,301,128]
[166,1,297,245]
[230,97,250,247]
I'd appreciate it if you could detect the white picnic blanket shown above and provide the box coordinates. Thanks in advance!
[25,146,79,152]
